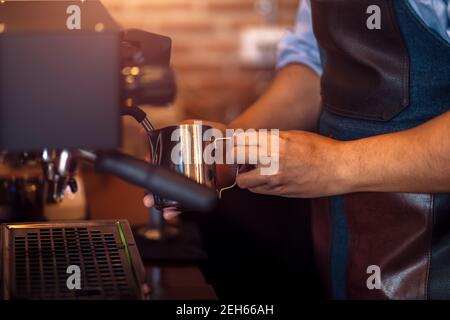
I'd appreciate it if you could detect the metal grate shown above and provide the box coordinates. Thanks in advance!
[1,220,147,300]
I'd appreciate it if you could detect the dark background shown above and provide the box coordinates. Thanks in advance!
[191,187,324,300]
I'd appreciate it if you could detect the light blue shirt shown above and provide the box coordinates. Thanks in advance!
[277,0,450,76]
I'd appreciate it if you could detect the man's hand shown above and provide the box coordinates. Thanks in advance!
[143,194,181,220]
[235,110,450,197]
[234,130,349,198]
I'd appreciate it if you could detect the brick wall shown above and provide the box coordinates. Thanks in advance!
[103,0,299,124]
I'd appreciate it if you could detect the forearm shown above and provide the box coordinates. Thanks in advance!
[229,64,321,131]
[341,111,450,194]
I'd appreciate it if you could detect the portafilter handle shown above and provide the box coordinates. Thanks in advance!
[78,150,217,212]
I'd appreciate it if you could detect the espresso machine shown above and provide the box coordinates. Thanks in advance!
[0,0,216,299]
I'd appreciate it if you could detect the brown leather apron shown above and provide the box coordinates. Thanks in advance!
[309,0,450,299]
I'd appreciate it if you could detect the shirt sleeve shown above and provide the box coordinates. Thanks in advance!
[407,0,450,43]
[276,0,323,76]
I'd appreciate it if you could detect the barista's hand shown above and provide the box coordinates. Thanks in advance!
[142,119,235,219]
[234,130,349,198]
[143,194,181,220]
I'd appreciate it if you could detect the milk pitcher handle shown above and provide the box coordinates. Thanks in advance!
[213,137,244,199]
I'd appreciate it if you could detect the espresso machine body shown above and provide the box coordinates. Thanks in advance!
[0,0,122,151]
[0,0,215,220]
[0,0,217,301]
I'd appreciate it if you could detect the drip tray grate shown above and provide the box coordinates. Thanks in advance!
[1,220,147,300]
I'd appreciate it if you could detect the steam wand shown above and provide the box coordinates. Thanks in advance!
[121,105,155,133]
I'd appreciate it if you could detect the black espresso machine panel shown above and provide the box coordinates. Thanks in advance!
[0,0,122,151]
